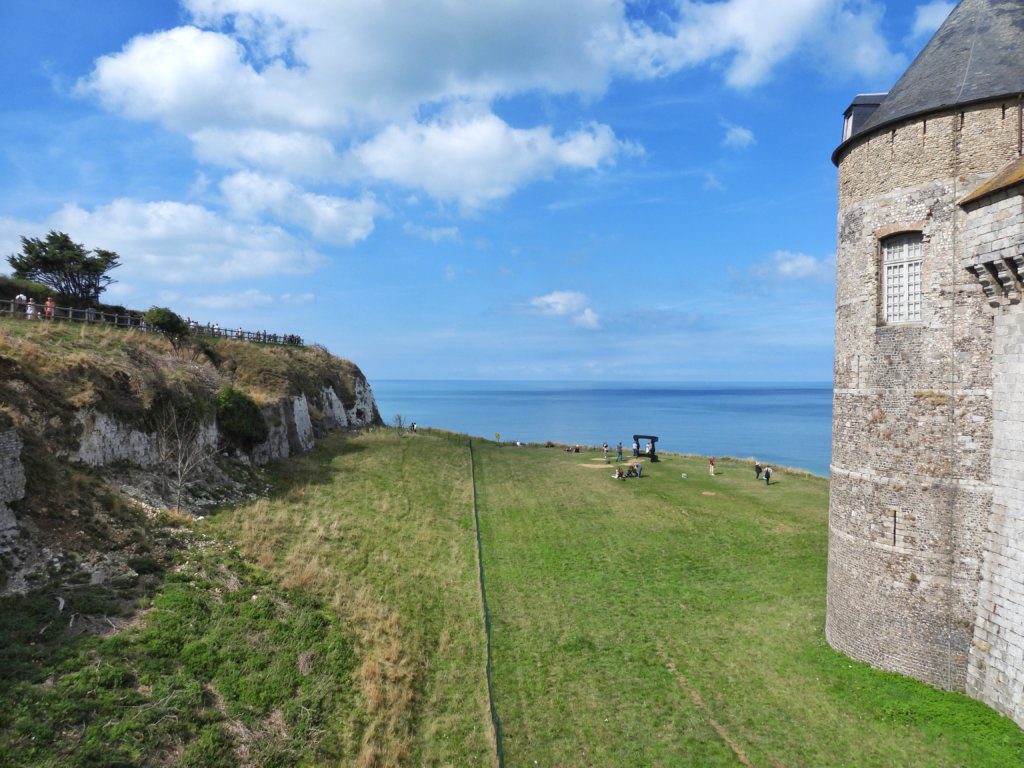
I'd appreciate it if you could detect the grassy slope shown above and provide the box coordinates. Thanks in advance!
[209,430,494,768]
[0,542,357,767]
[5,425,1024,767]
[472,443,1024,767]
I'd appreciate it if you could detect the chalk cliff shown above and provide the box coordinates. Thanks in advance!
[0,323,381,595]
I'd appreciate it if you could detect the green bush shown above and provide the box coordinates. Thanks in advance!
[0,275,51,302]
[144,306,188,337]
[216,386,269,449]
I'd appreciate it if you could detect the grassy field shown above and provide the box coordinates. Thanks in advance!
[473,443,1024,767]
[5,427,1024,766]
[209,429,495,767]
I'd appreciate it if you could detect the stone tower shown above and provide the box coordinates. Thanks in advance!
[828,0,1024,724]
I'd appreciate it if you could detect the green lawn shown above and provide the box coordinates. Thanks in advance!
[472,442,1024,767]
[5,428,1024,767]
[210,429,496,767]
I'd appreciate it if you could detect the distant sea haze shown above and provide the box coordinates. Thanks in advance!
[373,381,833,477]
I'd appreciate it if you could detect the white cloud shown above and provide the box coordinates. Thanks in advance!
[220,171,378,244]
[352,113,627,208]
[911,2,954,40]
[191,128,345,178]
[614,0,901,89]
[81,2,901,128]
[192,289,315,309]
[722,121,755,149]
[404,222,461,243]
[529,290,601,329]
[73,1,901,211]
[703,172,725,192]
[47,198,325,284]
[753,250,835,281]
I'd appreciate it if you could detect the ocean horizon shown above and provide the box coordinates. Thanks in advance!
[372,380,833,477]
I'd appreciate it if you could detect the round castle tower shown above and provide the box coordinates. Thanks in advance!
[828,0,1024,710]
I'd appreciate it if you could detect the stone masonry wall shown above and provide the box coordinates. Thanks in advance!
[966,227,1024,727]
[828,100,1019,691]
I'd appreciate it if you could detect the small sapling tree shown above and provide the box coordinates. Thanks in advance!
[151,401,215,513]
[393,413,406,436]
[7,231,120,304]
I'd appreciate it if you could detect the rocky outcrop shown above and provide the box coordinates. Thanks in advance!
[0,430,25,535]
[70,381,379,470]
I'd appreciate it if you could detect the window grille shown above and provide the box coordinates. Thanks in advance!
[882,233,923,323]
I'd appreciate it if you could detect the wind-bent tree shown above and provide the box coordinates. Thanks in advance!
[7,231,120,303]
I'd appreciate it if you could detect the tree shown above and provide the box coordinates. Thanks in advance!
[144,306,191,352]
[7,231,120,303]
[151,401,215,513]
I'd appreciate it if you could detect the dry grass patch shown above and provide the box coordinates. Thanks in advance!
[210,430,494,767]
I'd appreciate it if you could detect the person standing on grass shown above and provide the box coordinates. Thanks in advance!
[44,296,55,320]
[709,456,715,476]
[755,460,763,480]
[616,442,623,462]
[632,439,639,458]
[25,298,36,319]
[764,466,772,485]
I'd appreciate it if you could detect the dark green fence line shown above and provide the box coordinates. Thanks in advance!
[0,298,303,346]
[468,438,506,768]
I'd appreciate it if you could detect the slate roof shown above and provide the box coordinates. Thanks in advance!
[834,0,1024,164]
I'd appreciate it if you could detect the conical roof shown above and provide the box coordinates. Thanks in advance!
[834,0,1024,163]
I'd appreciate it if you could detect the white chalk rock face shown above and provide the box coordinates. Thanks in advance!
[73,411,160,467]
[251,401,293,465]
[0,430,26,532]
[346,378,379,427]
[292,393,315,452]
[321,386,350,429]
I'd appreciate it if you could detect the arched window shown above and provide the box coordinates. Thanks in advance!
[882,232,923,323]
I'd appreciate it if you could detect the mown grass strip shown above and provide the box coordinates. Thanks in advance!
[469,438,505,768]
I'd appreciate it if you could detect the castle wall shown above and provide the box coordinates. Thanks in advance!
[829,100,1019,690]
[963,186,1024,726]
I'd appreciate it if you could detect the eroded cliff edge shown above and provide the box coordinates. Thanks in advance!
[0,321,381,595]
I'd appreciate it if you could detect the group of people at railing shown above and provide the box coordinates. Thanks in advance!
[0,294,302,347]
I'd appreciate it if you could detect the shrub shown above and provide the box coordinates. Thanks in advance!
[0,275,51,302]
[144,306,188,336]
[216,386,269,449]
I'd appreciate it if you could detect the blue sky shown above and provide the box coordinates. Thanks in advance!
[0,0,954,381]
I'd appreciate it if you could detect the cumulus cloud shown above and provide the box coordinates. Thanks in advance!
[614,0,900,88]
[191,128,345,179]
[47,198,325,284]
[73,1,902,211]
[404,222,461,243]
[192,289,315,309]
[530,290,601,329]
[220,171,378,244]
[722,121,755,149]
[753,250,835,281]
[911,2,954,39]
[352,113,627,208]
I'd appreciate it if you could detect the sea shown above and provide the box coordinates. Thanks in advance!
[372,380,833,477]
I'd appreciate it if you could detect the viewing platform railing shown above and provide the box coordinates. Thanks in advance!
[0,298,303,346]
